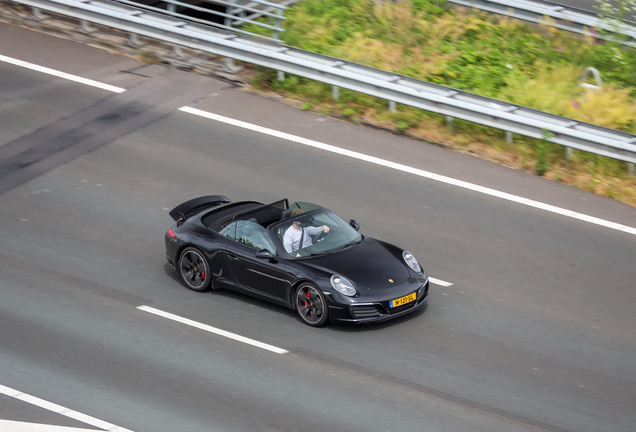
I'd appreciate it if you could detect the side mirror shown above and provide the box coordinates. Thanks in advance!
[255,249,276,261]
[349,219,360,231]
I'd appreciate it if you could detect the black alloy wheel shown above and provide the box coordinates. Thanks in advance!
[295,283,328,326]
[179,247,211,292]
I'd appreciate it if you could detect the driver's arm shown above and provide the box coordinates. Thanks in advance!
[306,225,325,236]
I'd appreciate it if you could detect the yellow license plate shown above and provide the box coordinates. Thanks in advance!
[390,292,417,308]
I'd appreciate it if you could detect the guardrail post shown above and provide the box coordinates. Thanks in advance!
[274,8,283,42]
[225,0,236,29]
[277,71,285,81]
[389,101,396,113]
[29,7,47,21]
[629,163,635,176]
[566,147,573,160]
[127,33,142,47]
[217,58,243,73]
[77,19,96,34]
[170,45,185,59]
[332,86,339,102]
[506,131,513,146]
[446,116,453,130]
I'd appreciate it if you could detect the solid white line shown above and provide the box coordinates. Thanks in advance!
[0,419,101,431]
[137,305,289,354]
[0,54,126,93]
[3,54,634,237]
[179,106,636,237]
[0,384,133,432]
[429,277,453,287]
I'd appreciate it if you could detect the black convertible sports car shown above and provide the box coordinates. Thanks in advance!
[165,196,429,326]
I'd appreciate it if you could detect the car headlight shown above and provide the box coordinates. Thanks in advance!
[403,251,422,273]
[330,275,356,297]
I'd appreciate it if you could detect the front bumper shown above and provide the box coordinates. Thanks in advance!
[328,278,429,324]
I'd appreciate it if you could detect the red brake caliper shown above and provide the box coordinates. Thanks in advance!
[305,290,310,307]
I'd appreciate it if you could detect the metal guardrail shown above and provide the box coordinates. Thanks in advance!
[9,0,636,166]
[123,0,287,41]
[229,0,299,27]
[448,0,636,47]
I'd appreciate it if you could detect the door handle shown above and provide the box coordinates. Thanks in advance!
[228,254,239,261]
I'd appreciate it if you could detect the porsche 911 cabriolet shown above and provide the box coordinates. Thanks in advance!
[165,196,429,326]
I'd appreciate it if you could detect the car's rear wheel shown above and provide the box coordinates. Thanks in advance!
[295,283,328,327]
[179,247,211,292]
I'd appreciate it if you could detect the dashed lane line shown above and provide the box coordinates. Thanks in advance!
[0,419,101,431]
[430,277,453,287]
[0,54,125,93]
[137,305,289,354]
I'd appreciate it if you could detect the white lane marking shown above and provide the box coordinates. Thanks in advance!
[0,420,100,431]
[137,306,288,354]
[430,277,453,287]
[0,384,133,432]
[0,54,125,93]
[2,54,634,237]
[179,106,636,237]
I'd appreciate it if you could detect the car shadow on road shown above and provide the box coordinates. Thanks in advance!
[163,263,182,284]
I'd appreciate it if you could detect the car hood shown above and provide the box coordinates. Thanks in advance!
[303,237,410,290]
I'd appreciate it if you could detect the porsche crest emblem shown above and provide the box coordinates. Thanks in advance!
[388,279,394,283]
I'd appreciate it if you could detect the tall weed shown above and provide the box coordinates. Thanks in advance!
[566,88,636,133]
[497,64,581,114]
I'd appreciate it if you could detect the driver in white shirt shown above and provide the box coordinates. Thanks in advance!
[283,208,330,256]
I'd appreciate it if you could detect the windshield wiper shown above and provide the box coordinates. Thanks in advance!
[299,252,329,258]
[334,239,361,252]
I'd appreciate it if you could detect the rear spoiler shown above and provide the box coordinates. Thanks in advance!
[169,195,231,221]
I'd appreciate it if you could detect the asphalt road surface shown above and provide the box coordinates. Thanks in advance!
[1,22,636,432]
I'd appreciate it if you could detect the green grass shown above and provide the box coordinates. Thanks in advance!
[241,0,636,206]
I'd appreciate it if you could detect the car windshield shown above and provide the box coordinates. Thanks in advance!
[272,208,362,258]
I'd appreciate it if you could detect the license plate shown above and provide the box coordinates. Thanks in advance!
[390,292,417,308]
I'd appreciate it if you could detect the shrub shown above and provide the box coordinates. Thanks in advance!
[341,108,356,117]
[396,121,410,132]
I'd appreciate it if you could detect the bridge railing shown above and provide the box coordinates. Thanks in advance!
[117,0,287,41]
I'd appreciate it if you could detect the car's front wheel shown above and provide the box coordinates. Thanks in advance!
[295,283,328,326]
[178,247,211,292]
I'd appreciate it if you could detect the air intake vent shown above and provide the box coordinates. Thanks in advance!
[351,304,381,319]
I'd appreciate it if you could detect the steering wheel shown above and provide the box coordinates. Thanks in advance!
[314,229,330,243]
